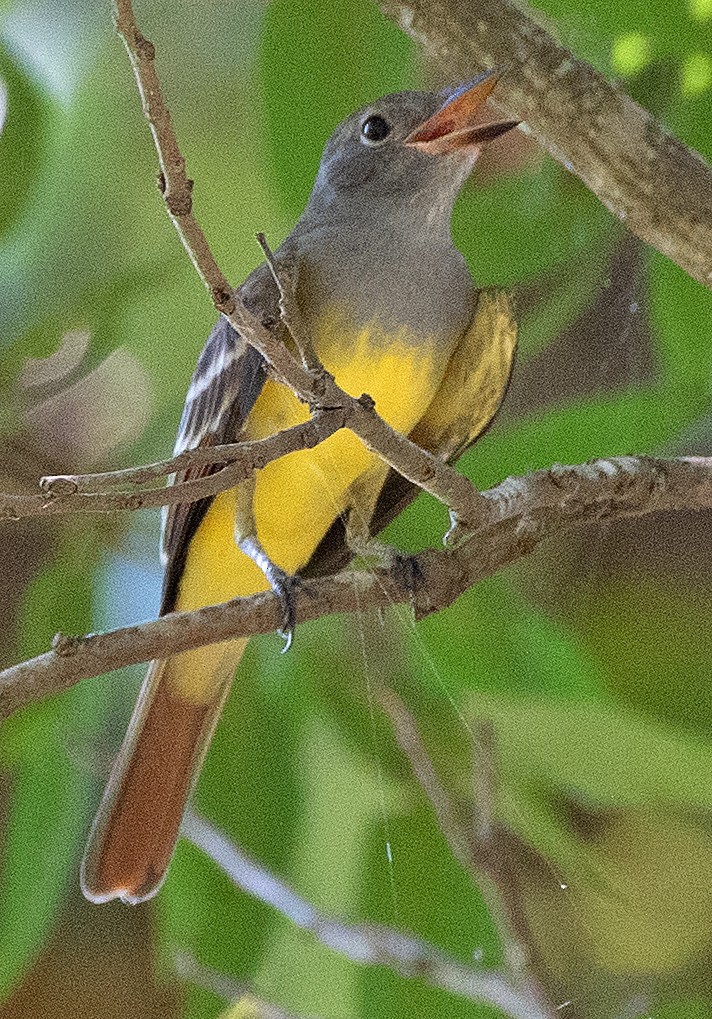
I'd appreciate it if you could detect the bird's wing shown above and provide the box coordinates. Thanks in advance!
[408,286,517,460]
[160,266,278,613]
[302,288,517,577]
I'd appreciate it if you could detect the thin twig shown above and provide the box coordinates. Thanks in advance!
[111,0,489,528]
[40,414,343,493]
[173,950,324,1019]
[380,692,555,1009]
[3,455,711,720]
[377,0,712,290]
[2,411,345,520]
[256,233,320,373]
[182,811,554,1019]
[378,688,471,869]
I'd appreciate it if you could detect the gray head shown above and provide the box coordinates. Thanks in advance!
[303,68,519,230]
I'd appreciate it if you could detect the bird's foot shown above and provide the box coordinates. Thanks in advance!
[237,534,301,651]
[443,508,474,549]
[348,534,423,598]
[271,571,301,653]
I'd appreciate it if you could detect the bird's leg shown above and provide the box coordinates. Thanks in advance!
[234,478,299,651]
[237,536,300,651]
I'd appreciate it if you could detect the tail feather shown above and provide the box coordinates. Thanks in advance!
[81,642,245,905]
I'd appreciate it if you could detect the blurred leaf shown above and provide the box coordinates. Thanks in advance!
[0,733,86,999]
[516,256,610,359]
[530,0,712,61]
[0,34,179,346]
[681,52,712,96]
[469,693,712,815]
[158,638,305,1019]
[357,798,501,1019]
[570,809,712,974]
[0,528,103,1000]
[259,0,413,217]
[610,30,653,75]
[460,383,708,490]
[254,716,392,1017]
[654,1000,712,1019]
[576,578,712,732]
[670,71,712,160]
[454,159,614,286]
[649,253,712,390]
[521,804,712,1009]
[464,695,712,984]
[410,576,611,702]
[0,43,53,241]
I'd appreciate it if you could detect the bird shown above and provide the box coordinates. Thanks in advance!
[80,67,519,905]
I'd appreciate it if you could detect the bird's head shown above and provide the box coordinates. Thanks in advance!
[305,67,519,225]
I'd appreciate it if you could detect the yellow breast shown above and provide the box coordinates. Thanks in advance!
[177,305,453,612]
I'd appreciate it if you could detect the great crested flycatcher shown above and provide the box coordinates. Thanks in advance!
[81,68,519,904]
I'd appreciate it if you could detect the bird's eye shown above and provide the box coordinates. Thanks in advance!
[360,115,391,145]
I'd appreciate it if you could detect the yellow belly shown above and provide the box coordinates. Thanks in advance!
[176,310,450,614]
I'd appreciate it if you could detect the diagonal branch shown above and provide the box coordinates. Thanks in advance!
[173,951,326,1019]
[377,0,712,290]
[0,411,345,520]
[381,692,557,1001]
[2,455,711,721]
[380,692,555,1009]
[377,687,472,870]
[111,0,489,529]
[39,413,345,494]
[182,811,555,1019]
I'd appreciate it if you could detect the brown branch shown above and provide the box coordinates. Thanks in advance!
[182,811,553,1019]
[1,411,345,520]
[111,0,489,529]
[2,455,711,721]
[377,0,712,290]
[41,422,343,494]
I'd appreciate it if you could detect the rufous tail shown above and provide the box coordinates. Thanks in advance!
[81,640,246,904]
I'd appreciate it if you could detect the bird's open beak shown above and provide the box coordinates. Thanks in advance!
[404,67,519,155]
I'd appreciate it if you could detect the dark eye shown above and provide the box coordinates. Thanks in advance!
[360,115,391,145]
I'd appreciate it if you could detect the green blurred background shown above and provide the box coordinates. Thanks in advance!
[1,0,711,1017]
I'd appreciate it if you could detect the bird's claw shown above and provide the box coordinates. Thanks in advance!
[392,552,424,598]
[273,573,301,653]
[443,509,472,549]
